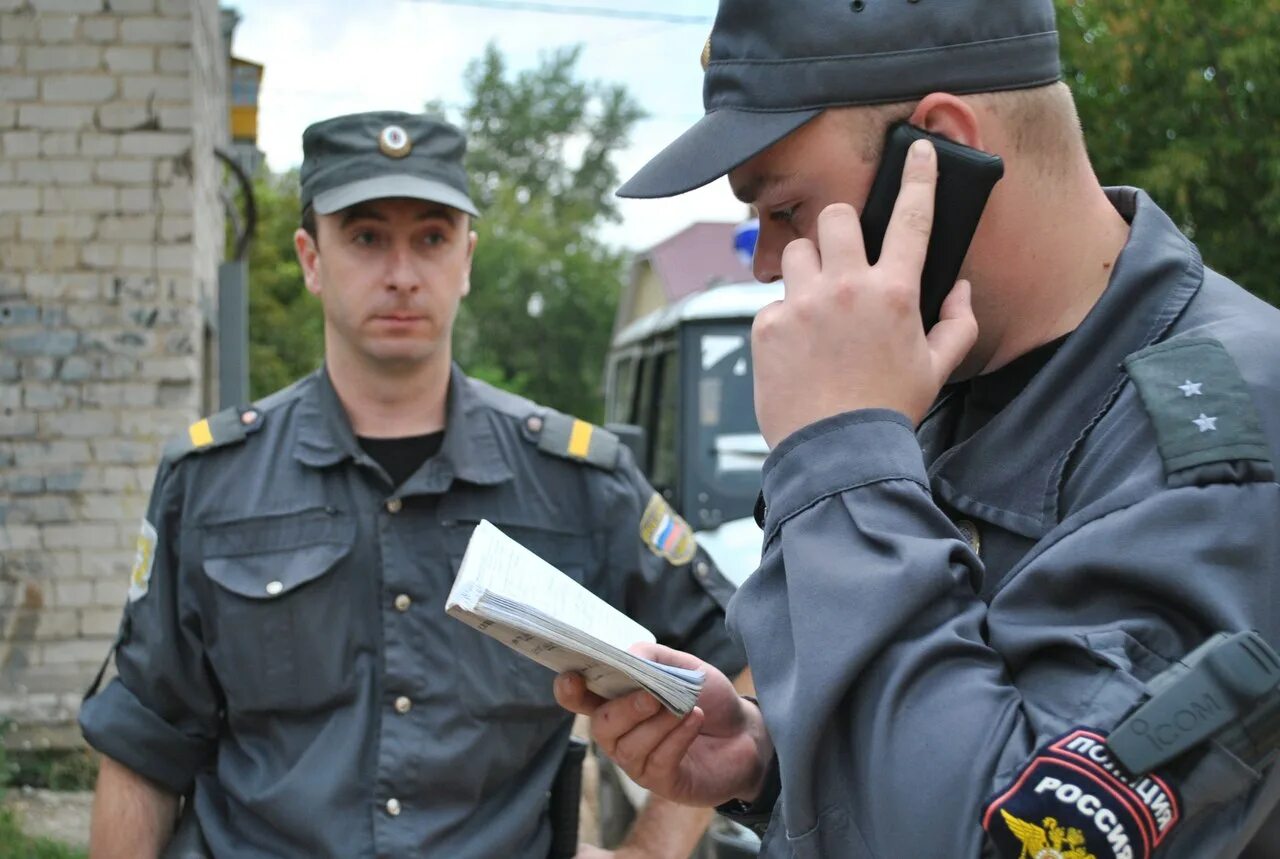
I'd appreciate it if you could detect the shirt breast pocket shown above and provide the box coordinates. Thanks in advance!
[199,508,358,716]
[445,520,593,721]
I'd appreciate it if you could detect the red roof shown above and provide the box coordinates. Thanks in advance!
[638,222,753,301]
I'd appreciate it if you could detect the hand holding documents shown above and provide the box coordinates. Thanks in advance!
[446,520,705,715]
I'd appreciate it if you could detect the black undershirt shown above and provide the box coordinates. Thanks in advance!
[358,432,445,488]
[951,333,1072,443]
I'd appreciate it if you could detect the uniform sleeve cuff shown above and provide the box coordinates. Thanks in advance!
[716,735,780,836]
[79,678,213,795]
[760,409,928,544]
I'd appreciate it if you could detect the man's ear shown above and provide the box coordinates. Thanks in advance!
[909,93,984,151]
[461,230,478,297]
[295,228,322,296]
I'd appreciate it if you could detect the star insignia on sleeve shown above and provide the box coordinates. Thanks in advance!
[1177,380,1204,397]
[1192,413,1218,432]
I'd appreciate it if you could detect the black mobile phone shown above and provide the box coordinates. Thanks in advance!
[859,123,1004,330]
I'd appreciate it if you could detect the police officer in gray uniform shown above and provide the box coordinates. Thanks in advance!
[556,2,1280,857]
[78,111,746,859]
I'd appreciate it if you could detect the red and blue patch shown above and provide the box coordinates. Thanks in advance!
[983,728,1181,859]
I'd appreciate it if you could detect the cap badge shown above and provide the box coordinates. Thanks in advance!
[379,125,412,159]
[700,35,712,71]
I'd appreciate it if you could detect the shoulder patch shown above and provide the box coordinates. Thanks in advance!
[530,412,620,471]
[640,492,697,567]
[1123,337,1273,485]
[984,728,1182,859]
[162,405,265,462]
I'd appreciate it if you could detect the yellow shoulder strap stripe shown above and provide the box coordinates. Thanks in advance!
[188,419,214,449]
[567,419,594,459]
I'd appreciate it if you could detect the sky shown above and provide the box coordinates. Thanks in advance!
[232,0,750,252]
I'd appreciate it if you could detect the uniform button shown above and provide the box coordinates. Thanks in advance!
[240,409,259,425]
[265,580,283,596]
[394,594,412,612]
[695,560,710,581]
[386,497,403,514]
[526,415,543,433]
[385,798,401,817]
[394,696,412,714]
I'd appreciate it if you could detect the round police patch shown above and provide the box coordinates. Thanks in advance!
[639,493,697,567]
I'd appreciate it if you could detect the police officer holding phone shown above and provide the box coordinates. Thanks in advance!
[556,1,1280,856]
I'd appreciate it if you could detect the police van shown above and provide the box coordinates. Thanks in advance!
[598,279,782,857]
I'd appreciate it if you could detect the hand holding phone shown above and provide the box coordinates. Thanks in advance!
[859,123,1004,330]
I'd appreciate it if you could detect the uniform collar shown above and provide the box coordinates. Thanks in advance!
[921,188,1204,538]
[293,364,513,490]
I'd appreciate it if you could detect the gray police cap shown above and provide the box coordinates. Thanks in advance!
[619,0,1061,199]
[300,111,480,217]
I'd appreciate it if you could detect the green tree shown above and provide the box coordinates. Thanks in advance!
[1057,0,1280,306]
[442,44,644,421]
[246,170,323,398]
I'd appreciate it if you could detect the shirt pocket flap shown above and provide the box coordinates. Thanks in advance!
[201,511,356,600]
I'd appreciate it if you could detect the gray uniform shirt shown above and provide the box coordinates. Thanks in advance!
[729,189,1280,858]
[79,365,746,859]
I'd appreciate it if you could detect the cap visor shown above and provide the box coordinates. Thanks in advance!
[313,174,480,217]
[618,108,821,199]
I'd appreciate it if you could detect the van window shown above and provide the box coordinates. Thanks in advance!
[650,349,680,496]
[606,354,639,424]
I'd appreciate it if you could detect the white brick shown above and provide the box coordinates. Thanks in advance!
[140,355,196,380]
[45,522,117,551]
[103,45,153,73]
[79,243,118,268]
[0,45,18,70]
[42,638,109,664]
[0,526,42,552]
[0,412,37,437]
[40,131,78,156]
[2,131,40,157]
[95,159,152,184]
[1,242,37,267]
[31,0,105,12]
[79,492,140,521]
[16,104,95,131]
[159,214,191,240]
[108,0,155,12]
[120,74,187,101]
[42,185,117,212]
[157,105,190,130]
[157,0,190,18]
[91,438,157,463]
[34,611,80,640]
[120,130,188,156]
[118,409,179,437]
[0,188,40,213]
[81,16,118,42]
[80,608,123,637]
[0,105,16,130]
[96,102,155,130]
[157,47,190,73]
[99,214,156,240]
[79,132,117,156]
[42,75,118,103]
[11,441,91,468]
[0,12,37,39]
[17,158,93,184]
[158,184,192,212]
[23,383,77,411]
[155,245,190,271]
[0,76,38,100]
[41,410,114,439]
[19,214,96,241]
[37,15,79,42]
[117,188,154,213]
[25,46,102,72]
[120,16,187,44]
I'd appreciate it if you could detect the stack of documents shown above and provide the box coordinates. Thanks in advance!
[446,520,705,715]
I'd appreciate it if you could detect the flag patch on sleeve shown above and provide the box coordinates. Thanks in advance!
[639,493,697,566]
[983,728,1181,859]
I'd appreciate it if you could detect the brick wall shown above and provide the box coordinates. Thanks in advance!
[0,0,227,748]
